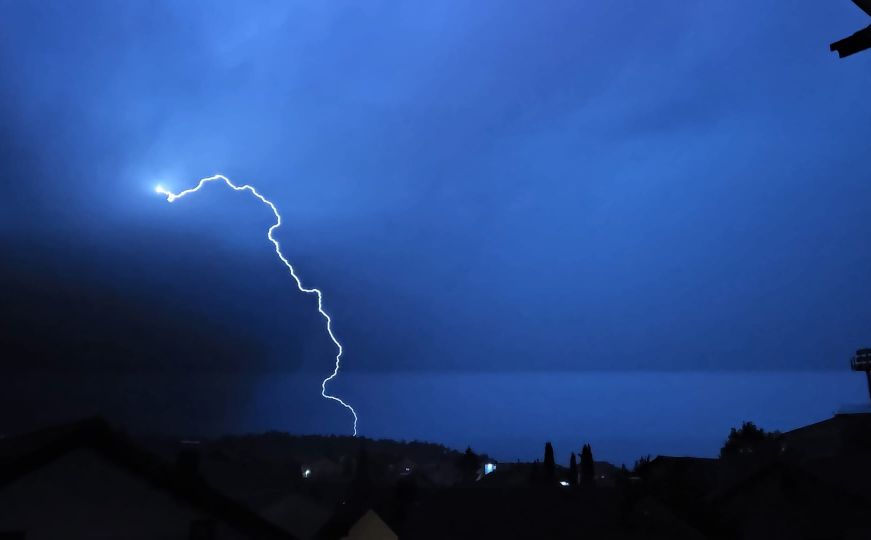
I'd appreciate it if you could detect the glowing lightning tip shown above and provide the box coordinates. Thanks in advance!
[155,185,174,201]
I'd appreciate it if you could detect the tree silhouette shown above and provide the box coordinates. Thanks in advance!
[720,421,781,459]
[632,455,651,479]
[456,446,480,483]
[580,443,594,487]
[568,452,578,486]
[543,442,555,480]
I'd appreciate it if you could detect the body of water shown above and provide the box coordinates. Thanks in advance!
[245,370,870,466]
[7,370,868,467]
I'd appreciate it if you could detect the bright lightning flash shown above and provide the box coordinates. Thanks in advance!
[156,175,358,436]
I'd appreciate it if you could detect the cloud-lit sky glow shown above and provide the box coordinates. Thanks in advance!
[2,1,871,455]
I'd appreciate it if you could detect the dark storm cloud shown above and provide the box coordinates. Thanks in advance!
[1,0,871,385]
[1,237,273,373]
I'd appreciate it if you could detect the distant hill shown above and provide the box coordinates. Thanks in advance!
[201,432,466,465]
[139,431,479,505]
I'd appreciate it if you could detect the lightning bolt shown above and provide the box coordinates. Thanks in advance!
[155,175,358,436]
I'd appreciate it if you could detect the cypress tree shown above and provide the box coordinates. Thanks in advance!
[543,442,555,480]
[569,452,578,486]
[580,443,595,487]
[456,446,480,483]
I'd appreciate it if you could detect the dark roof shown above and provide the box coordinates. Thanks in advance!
[403,485,667,540]
[781,413,871,458]
[315,502,372,540]
[708,459,870,537]
[795,455,871,500]
[710,457,871,507]
[783,412,871,436]
[313,486,405,540]
[644,455,724,499]
[0,417,296,540]
[647,456,720,478]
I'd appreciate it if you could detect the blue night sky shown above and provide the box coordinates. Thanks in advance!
[2,1,871,464]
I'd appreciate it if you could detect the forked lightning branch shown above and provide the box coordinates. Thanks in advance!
[156,175,359,435]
